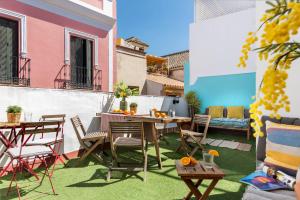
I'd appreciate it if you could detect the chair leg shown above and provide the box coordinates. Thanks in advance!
[143,151,148,182]
[80,140,103,163]
[190,146,199,157]
[40,156,56,195]
[106,169,111,182]
[0,159,13,177]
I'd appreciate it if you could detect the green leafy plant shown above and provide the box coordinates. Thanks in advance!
[6,105,22,113]
[130,102,138,108]
[114,81,132,98]
[185,91,200,114]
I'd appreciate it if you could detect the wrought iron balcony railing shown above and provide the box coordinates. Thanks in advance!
[54,65,102,91]
[0,56,31,87]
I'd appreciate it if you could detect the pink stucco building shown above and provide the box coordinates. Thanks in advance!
[0,0,116,92]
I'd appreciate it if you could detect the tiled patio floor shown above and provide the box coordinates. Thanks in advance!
[0,133,255,200]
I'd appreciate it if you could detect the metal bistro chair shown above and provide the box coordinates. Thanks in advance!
[5,121,61,199]
[178,114,211,156]
[70,115,107,163]
[107,121,148,182]
[27,114,66,177]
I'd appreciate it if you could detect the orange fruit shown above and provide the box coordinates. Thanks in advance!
[130,111,135,116]
[189,156,198,165]
[155,113,161,118]
[208,150,219,157]
[160,113,166,118]
[180,157,191,166]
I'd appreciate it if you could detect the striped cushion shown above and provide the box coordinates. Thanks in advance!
[265,121,300,171]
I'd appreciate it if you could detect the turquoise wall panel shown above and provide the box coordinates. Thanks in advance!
[184,63,256,113]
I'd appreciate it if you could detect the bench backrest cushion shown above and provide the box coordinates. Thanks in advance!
[205,108,250,119]
[265,121,300,172]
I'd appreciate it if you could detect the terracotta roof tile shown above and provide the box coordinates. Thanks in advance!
[146,74,184,89]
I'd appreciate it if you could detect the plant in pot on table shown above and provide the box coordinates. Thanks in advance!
[6,105,22,123]
[129,102,138,114]
[114,81,133,111]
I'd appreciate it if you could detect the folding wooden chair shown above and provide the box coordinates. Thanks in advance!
[177,115,211,156]
[27,114,66,177]
[70,115,107,163]
[107,121,148,182]
[5,121,61,199]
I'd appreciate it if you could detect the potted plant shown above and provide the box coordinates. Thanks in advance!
[130,102,138,113]
[114,81,132,111]
[6,105,22,123]
[185,91,200,117]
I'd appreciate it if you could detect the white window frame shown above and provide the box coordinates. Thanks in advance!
[64,27,99,67]
[0,8,27,58]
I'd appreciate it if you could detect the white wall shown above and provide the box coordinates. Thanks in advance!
[255,1,300,118]
[0,86,188,166]
[189,7,256,84]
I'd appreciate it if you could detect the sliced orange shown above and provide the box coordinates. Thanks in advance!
[208,150,219,157]
[180,157,191,166]
[189,156,198,165]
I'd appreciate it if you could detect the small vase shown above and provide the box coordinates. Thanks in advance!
[7,113,21,123]
[120,97,128,111]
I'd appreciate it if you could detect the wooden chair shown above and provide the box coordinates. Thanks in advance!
[27,114,66,176]
[5,121,61,199]
[70,115,107,163]
[107,121,148,182]
[177,115,211,156]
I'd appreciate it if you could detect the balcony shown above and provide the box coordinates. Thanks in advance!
[54,65,102,91]
[0,56,30,87]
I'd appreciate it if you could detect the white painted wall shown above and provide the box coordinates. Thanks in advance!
[0,86,188,166]
[189,7,256,84]
[255,1,300,118]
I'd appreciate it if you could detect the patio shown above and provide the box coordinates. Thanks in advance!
[0,133,255,200]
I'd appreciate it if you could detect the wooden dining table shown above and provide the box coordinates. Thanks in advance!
[125,115,191,169]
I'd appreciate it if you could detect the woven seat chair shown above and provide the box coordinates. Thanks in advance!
[70,115,107,163]
[177,114,211,156]
[107,121,148,182]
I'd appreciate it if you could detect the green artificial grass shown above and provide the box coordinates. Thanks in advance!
[0,132,256,200]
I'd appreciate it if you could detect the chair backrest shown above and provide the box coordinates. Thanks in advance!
[70,116,87,146]
[41,114,66,125]
[191,114,211,139]
[40,114,66,138]
[109,121,145,151]
[20,121,62,146]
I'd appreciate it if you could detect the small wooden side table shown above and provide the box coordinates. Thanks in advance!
[175,160,225,200]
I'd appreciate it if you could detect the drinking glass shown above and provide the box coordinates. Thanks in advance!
[24,112,32,122]
[203,150,214,168]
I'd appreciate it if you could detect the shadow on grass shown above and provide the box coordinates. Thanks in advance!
[0,180,57,200]
[66,168,142,188]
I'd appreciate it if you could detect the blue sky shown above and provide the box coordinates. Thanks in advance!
[117,0,194,56]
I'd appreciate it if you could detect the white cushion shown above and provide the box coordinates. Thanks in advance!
[26,138,62,146]
[7,146,52,158]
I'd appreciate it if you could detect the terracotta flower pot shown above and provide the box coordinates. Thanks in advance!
[130,106,137,113]
[7,113,21,123]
